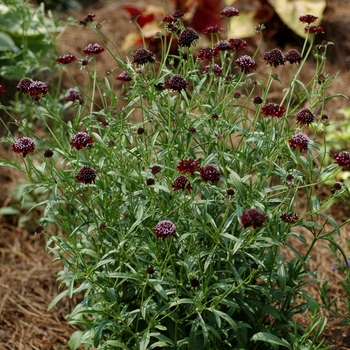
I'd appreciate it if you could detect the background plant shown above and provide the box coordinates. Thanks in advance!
[1,4,349,350]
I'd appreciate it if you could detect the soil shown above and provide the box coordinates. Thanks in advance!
[1,0,350,349]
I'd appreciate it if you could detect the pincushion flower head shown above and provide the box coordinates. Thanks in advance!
[199,165,221,182]
[285,49,302,64]
[220,6,239,17]
[65,88,84,104]
[164,74,188,92]
[28,81,49,97]
[289,132,310,151]
[17,78,32,93]
[116,71,131,82]
[235,55,257,74]
[241,208,267,229]
[306,26,324,34]
[334,151,350,168]
[263,49,285,67]
[153,220,176,239]
[56,54,77,64]
[80,13,95,28]
[12,137,35,157]
[203,25,223,34]
[178,27,199,47]
[261,103,286,118]
[215,40,231,52]
[71,132,94,150]
[296,108,315,126]
[132,48,155,65]
[83,43,105,55]
[228,38,248,50]
[280,213,299,223]
[76,166,97,184]
[172,175,192,191]
[197,47,219,61]
[299,14,318,24]
[177,158,200,174]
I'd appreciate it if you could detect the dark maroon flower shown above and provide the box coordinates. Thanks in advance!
[154,83,165,91]
[220,6,239,17]
[0,85,6,93]
[35,225,44,233]
[71,132,94,150]
[65,88,84,104]
[151,165,162,175]
[197,47,219,61]
[133,48,155,65]
[211,113,219,119]
[200,165,221,182]
[334,151,350,167]
[162,15,176,24]
[172,175,191,191]
[76,165,96,184]
[317,73,326,84]
[234,92,241,98]
[227,188,235,196]
[285,49,302,64]
[164,74,188,92]
[286,174,294,181]
[137,127,145,135]
[235,55,257,73]
[56,54,77,64]
[173,10,185,18]
[80,13,95,27]
[83,43,105,55]
[280,212,299,223]
[153,220,176,239]
[12,137,35,157]
[251,262,259,269]
[299,14,318,24]
[228,38,248,50]
[203,25,223,34]
[289,132,310,151]
[263,49,285,67]
[177,158,200,174]
[333,182,342,191]
[204,64,223,76]
[99,223,106,230]
[241,208,267,229]
[190,278,200,287]
[253,96,263,104]
[116,71,131,82]
[27,81,49,97]
[215,40,231,51]
[306,25,324,34]
[321,114,329,126]
[146,266,155,274]
[81,58,89,66]
[261,103,286,118]
[44,149,54,158]
[178,27,199,47]
[147,178,155,186]
[296,108,315,126]
[189,127,196,133]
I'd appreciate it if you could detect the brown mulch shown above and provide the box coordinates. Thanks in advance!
[1,0,350,349]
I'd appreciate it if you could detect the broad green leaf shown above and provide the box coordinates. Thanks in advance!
[69,330,83,350]
[0,32,19,51]
[267,0,326,38]
[139,329,150,350]
[251,332,291,348]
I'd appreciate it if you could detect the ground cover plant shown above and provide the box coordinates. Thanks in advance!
[1,3,350,349]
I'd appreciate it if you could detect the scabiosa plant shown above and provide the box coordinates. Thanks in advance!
[56,54,77,64]
[228,38,248,50]
[116,71,132,82]
[151,165,162,175]
[263,48,285,67]
[153,220,176,239]
[299,14,318,24]
[289,132,310,151]
[199,165,221,182]
[177,158,200,174]
[306,26,324,34]
[296,108,315,126]
[76,165,96,184]
[334,151,350,168]
[285,49,302,64]
[83,43,105,55]
[65,88,84,104]
[220,6,239,17]
[203,25,223,34]
[70,132,94,150]
[132,48,155,65]
[241,208,267,229]
[172,175,191,191]
[215,40,232,51]
[27,81,49,97]
[261,103,286,118]
[235,55,257,73]
[80,13,96,28]
[280,213,299,223]
[16,78,32,94]
[178,27,199,47]
[12,137,35,157]
[197,47,219,60]
[164,74,188,92]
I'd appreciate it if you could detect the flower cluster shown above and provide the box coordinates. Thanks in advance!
[76,166,97,184]
[116,71,132,82]
[83,43,105,55]
[178,27,199,47]
[197,47,219,61]
[132,48,155,65]
[220,6,239,17]
[56,54,77,64]
[199,165,221,182]
[12,137,35,157]
[164,74,188,92]
[280,213,299,223]
[334,151,350,168]
[263,49,285,67]
[261,103,286,118]
[177,158,200,174]
[70,132,94,150]
[65,88,84,104]
[241,208,267,229]
[296,108,315,126]
[235,55,257,73]
[172,175,191,191]
[289,132,310,151]
[153,220,176,239]
[17,78,49,97]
